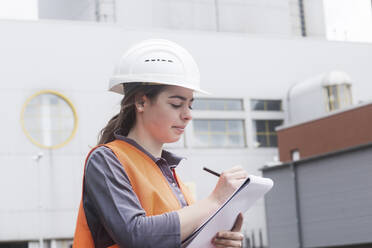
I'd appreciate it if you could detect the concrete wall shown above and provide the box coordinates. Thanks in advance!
[117,0,293,34]
[36,0,372,40]
[303,0,326,37]
[38,0,95,21]
[38,0,294,35]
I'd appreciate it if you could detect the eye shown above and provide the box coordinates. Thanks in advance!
[188,105,193,110]
[171,104,182,108]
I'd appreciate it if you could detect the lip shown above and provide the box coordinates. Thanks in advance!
[172,126,185,134]
[173,125,186,129]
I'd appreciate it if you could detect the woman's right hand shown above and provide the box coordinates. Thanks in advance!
[210,166,248,206]
[177,166,248,241]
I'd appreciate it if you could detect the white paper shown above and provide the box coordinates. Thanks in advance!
[182,175,274,248]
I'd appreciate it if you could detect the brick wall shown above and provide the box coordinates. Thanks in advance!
[278,103,372,162]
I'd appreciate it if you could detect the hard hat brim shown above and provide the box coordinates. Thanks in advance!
[109,76,210,95]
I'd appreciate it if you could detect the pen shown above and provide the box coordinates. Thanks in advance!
[203,166,220,177]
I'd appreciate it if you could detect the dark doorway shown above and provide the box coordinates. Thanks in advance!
[0,242,28,248]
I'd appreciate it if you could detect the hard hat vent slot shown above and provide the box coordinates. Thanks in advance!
[144,59,173,63]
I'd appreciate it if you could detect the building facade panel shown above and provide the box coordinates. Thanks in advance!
[263,145,372,248]
[262,166,300,248]
[296,146,372,247]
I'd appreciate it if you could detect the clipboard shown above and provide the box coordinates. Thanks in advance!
[181,175,274,248]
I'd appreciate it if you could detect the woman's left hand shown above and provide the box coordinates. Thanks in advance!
[211,213,244,247]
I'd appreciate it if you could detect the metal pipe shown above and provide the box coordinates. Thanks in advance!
[214,0,220,31]
[291,162,303,247]
[95,0,100,22]
[33,152,44,248]
[251,230,256,248]
[259,229,263,248]
[298,0,307,36]
[113,0,117,23]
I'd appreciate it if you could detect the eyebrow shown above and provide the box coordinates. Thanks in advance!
[168,95,194,102]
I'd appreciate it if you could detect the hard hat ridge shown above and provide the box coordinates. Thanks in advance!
[109,39,209,95]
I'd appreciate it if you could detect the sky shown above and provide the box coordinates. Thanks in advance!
[323,0,372,42]
[0,0,371,42]
[0,0,38,20]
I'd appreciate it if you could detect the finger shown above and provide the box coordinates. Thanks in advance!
[228,171,248,180]
[221,170,247,180]
[216,230,244,240]
[226,165,244,172]
[221,179,246,192]
[221,166,243,176]
[212,235,243,247]
[231,213,244,232]
[213,238,243,247]
[213,240,242,248]
[231,178,248,188]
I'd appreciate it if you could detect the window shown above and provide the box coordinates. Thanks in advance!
[0,242,28,248]
[193,98,243,111]
[291,149,300,161]
[193,119,246,147]
[324,84,352,111]
[251,99,282,111]
[21,90,78,149]
[253,120,283,147]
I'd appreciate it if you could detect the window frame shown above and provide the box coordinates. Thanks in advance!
[20,89,78,149]
[252,119,283,148]
[250,99,283,111]
[324,84,352,112]
[192,118,247,148]
[192,98,244,111]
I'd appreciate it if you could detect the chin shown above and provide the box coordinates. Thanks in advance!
[163,135,181,144]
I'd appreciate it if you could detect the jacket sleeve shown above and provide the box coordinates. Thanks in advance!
[84,146,181,248]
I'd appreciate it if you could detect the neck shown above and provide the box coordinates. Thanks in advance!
[127,126,163,158]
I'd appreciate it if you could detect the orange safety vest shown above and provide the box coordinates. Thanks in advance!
[73,139,195,248]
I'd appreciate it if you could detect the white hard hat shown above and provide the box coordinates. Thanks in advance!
[109,39,209,94]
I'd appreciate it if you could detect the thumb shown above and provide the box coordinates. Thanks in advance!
[231,213,244,232]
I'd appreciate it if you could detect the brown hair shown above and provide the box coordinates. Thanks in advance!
[97,83,166,144]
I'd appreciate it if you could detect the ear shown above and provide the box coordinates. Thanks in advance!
[134,94,148,113]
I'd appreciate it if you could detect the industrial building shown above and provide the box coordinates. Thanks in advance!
[1,0,372,247]
[263,76,372,248]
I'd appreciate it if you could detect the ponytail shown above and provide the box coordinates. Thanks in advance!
[97,83,166,145]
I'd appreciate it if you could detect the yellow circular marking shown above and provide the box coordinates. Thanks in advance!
[20,90,78,149]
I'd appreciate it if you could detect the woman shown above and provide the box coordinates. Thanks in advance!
[73,39,248,248]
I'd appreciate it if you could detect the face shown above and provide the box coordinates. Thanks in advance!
[138,85,193,144]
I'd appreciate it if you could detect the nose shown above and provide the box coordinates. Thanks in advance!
[182,107,192,121]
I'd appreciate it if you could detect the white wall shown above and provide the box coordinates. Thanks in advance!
[118,0,293,35]
[38,0,295,35]
[38,0,95,21]
[37,0,372,41]
[303,0,327,37]
[1,19,372,244]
